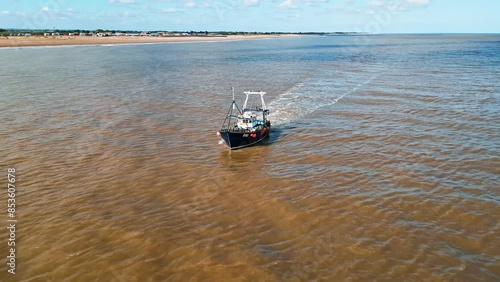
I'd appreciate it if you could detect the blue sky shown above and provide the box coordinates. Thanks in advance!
[1,0,498,32]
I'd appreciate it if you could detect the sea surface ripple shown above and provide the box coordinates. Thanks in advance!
[0,34,499,281]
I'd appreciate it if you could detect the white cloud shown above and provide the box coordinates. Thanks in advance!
[303,0,330,6]
[185,1,196,8]
[278,0,297,9]
[367,0,384,7]
[407,0,430,5]
[16,11,29,17]
[275,0,328,9]
[346,6,363,14]
[0,10,10,15]
[41,7,49,12]
[244,0,260,7]
[162,8,177,13]
[108,0,136,4]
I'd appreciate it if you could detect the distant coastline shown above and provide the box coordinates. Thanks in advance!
[0,34,308,48]
[0,29,361,48]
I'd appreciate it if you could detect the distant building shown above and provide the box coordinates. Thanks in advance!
[158,32,175,37]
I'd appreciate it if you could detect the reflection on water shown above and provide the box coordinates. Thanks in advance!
[0,34,499,281]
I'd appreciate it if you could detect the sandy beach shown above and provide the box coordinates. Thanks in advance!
[0,34,298,48]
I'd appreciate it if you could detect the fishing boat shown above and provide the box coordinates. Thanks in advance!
[217,89,271,150]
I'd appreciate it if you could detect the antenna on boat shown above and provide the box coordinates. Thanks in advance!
[232,87,235,109]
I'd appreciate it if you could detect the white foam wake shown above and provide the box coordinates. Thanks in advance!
[268,74,379,126]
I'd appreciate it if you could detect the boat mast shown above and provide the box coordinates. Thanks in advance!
[232,87,235,109]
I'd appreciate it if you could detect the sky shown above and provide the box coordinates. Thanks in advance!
[1,0,499,33]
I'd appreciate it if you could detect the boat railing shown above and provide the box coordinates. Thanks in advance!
[221,128,244,133]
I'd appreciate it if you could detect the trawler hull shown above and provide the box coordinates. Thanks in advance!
[219,124,270,150]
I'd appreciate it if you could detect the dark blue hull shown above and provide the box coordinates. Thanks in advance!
[219,125,270,150]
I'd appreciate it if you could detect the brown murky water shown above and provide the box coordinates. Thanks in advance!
[1,35,499,281]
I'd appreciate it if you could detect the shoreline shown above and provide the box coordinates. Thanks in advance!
[0,34,300,48]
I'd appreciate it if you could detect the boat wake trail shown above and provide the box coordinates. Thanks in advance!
[268,73,379,126]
